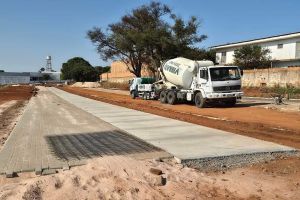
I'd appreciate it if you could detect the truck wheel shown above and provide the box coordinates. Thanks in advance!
[226,98,236,107]
[130,91,136,99]
[167,91,177,105]
[195,92,206,108]
[142,92,147,100]
[160,91,167,104]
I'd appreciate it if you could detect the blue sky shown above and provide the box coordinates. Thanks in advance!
[0,0,299,72]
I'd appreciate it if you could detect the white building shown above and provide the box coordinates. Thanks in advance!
[0,72,31,85]
[211,32,300,68]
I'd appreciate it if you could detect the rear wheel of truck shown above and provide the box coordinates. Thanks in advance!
[167,91,177,105]
[160,91,167,104]
[195,92,206,108]
[130,91,136,99]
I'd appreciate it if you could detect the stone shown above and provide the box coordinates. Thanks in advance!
[150,168,162,175]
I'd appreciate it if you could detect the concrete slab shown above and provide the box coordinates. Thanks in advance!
[49,87,295,161]
[0,87,168,175]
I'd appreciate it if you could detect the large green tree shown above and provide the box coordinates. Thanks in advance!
[233,45,271,69]
[61,57,98,81]
[87,1,209,77]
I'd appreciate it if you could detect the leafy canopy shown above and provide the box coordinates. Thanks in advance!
[61,57,98,81]
[87,1,210,77]
[233,45,271,69]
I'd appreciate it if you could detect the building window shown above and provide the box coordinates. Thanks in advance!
[221,52,226,64]
[277,44,283,49]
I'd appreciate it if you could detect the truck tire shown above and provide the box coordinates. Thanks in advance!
[160,91,167,104]
[130,90,136,99]
[142,92,148,100]
[195,92,206,108]
[225,98,236,107]
[167,91,177,105]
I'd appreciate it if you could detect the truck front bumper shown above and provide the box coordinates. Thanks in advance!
[206,92,243,99]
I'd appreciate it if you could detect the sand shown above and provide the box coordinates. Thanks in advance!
[1,155,300,200]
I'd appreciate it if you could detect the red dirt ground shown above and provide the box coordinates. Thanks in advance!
[0,85,35,105]
[60,86,300,149]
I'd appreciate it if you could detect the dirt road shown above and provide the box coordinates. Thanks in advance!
[61,86,300,149]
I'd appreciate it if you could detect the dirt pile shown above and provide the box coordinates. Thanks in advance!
[1,155,299,200]
[71,82,101,88]
[60,86,300,149]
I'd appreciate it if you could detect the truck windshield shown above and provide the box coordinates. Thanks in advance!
[209,67,240,81]
[141,77,155,84]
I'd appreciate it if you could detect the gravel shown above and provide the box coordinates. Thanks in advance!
[179,151,299,172]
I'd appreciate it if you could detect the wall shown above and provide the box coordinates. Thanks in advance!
[0,76,30,85]
[215,37,300,66]
[242,67,300,87]
[101,61,154,83]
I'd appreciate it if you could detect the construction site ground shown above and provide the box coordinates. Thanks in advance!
[65,86,300,149]
[1,85,300,199]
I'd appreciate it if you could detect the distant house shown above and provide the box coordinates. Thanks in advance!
[211,32,300,68]
[101,61,154,83]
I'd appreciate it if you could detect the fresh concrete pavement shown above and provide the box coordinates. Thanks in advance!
[0,87,166,176]
[49,88,294,160]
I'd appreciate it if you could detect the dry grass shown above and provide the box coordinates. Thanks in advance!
[100,81,129,90]
[22,184,42,200]
[243,86,300,99]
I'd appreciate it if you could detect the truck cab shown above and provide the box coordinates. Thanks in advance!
[193,65,243,107]
[129,77,156,99]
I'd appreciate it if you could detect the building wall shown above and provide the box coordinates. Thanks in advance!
[215,37,300,66]
[0,76,30,85]
[101,61,154,83]
[242,67,300,87]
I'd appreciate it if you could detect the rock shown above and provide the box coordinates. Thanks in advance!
[206,193,213,198]
[161,175,167,186]
[150,168,163,175]
[154,175,167,186]
[153,158,162,162]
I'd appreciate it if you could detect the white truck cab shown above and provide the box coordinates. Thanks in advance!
[129,77,156,99]
[195,66,243,99]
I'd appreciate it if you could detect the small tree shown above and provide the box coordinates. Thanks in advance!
[233,45,271,69]
[42,74,51,81]
[61,57,98,81]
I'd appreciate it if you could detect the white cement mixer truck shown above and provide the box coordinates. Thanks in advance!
[129,57,243,108]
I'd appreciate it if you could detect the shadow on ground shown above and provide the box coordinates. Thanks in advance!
[45,130,161,161]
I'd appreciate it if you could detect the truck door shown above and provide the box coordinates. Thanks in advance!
[199,69,208,84]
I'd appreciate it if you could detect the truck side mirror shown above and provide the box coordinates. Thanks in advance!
[240,69,244,76]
